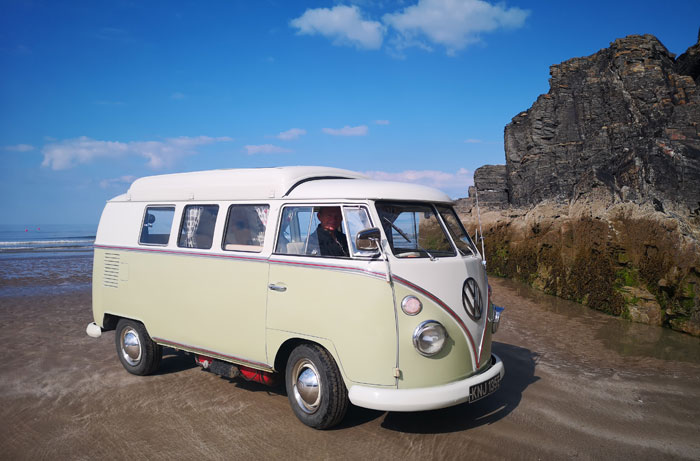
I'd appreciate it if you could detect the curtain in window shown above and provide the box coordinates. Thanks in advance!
[184,206,203,248]
[255,206,268,226]
[254,206,269,245]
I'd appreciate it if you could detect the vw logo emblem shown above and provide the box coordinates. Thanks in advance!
[462,278,482,321]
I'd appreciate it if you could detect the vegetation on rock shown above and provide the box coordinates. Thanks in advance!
[460,202,699,336]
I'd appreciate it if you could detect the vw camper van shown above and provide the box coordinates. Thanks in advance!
[87,167,505,429]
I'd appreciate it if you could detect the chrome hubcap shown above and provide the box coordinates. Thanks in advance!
[120,328,142,366]
[292,359,321,414]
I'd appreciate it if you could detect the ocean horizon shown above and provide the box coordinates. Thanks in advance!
[0,224,96,258]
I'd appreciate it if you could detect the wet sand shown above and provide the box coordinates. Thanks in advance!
[1,263,699,460]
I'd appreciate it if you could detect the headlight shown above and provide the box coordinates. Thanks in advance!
[412,320,448,356]
[401,295,422,316]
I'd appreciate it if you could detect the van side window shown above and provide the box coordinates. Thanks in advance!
[275,206,349,258]
[139,206,175,245]
[223,204,269,252]
[343,206,375,257]
[276,206,313,255]
[178,205,219,249]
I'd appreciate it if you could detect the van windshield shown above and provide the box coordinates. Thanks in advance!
[435,205,479,256]
[375,202,455,258]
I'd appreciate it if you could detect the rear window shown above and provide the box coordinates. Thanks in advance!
[139,206,175,246]
[178,205,219,249]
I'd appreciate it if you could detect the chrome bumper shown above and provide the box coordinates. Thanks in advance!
[348,353,505,412]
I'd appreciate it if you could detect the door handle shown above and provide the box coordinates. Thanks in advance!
[268,283,287,292]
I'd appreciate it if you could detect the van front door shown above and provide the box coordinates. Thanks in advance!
[266,205,397,387]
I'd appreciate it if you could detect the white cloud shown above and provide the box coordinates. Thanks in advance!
[383,0,529,55]
[3,144,34,152]
[243,144,292,155]
[290,5,385,50]
[364,168,473,197]
[277,128,307,140]
[99,175,136,189]
[375,120,390,125]
[171,92,186,100]
[464,138,482,143]
[41,136,232,170]
[322,125,369,136]
[290,1,529,56]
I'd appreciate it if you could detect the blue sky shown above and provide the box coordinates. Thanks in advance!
[1,0,699,225]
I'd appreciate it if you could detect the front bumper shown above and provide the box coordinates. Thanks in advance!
[348,353,504,412]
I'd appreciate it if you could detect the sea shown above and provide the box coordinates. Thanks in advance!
[0,224,96,257]
[0,224,96,297]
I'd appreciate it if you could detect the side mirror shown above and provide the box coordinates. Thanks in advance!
[355,227,381,252]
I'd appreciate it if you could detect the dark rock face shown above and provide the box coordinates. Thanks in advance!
[458,165,508,212]
[473,165,508,207]
[676,40,700,85]
[503,34,700,214]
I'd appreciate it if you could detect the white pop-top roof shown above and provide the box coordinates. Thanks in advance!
[113,166,452,203]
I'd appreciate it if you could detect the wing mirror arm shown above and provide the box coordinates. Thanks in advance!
[355,227,382,253]
[355,227,393,283]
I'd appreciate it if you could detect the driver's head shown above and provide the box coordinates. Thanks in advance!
[317,207,342,232]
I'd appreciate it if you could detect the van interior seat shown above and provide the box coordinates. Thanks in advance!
[285,242,306,255]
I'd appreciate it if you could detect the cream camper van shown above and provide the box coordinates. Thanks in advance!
[87,167,505,429]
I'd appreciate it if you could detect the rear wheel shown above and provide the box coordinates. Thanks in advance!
[115,319,162,375]
[285,343,348,429]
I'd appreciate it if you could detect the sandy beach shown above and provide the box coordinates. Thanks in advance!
[1,256,699,460]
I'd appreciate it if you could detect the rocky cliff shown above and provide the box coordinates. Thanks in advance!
[505,34,700,214]
[460,34,700,336]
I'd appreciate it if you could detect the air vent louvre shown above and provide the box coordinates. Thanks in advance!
[103,252,120,288]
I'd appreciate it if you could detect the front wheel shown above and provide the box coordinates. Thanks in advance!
[115,319,162,376]
[286,343,348,429]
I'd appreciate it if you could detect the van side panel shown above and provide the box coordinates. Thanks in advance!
[118,251,269,365]
[267,260,396,387]
[92,201,149,327]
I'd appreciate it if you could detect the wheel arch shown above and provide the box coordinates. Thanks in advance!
[274,338,307,374]
[102,313,121,331]
[271,336,349,386]
[101,313,149,332]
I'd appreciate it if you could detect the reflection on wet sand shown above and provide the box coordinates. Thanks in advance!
[497,277,700,365]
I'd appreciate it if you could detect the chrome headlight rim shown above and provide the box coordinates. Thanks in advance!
[401,295,423,316]
[492,305,505,334]
[412,320,448,357]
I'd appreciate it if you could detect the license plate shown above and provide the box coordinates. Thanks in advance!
[468,374,501,403]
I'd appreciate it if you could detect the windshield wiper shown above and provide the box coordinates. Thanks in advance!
[382,217,436,261]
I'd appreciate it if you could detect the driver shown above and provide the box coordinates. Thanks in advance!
[307,207,349,257]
